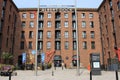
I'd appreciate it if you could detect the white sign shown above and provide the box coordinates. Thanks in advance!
[93,62,100,68]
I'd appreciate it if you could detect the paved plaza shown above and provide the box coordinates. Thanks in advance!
[0,68,120,80]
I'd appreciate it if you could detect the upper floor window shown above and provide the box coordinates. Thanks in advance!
[22,21,26,27]
[82,31,87,38]
[83,41,87,49]
[30,21,34,27]
[90,21,94,28]
[47,31,51,38]
[21,31,25,39]
[55,41,61,50]
[48,13,51,18]
[55,12,60,19]
[81,13,85,18]
[89,13,93,18]
[30,13,34,18]
[64,13,68,18]
[73,41,77,50]
[39,13,44,19]
[109,0,112,7]
[117,1,120,10]
[38,31,43,39]
[39,21,43,28]
[28,41,32,49]
[64,31,69,38]
[20,41,24,49]
[91,41,95,49]
[38,41,43,50]
[29,31,33,38]
[64,21,68,27]
[73,31,76,39]
[82,21,86,28]
[1,10,5,18]
[47,42,51,49]
[22,13,27,18]
[72,21,76,29]
[90,31,95,38]
[3,0,7,7]
[65,41,69,49]
[47,21,51,27]
[0,22,1,32]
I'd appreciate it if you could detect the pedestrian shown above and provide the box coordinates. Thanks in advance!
[61,61,64,70]
[31,63,34,70]
[64,63,67,69]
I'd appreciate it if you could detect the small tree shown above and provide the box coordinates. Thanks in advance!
[1,52,13,64]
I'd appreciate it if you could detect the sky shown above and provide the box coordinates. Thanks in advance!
[13,0,103,8]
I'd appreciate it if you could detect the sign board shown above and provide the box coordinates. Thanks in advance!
[93,62,100,68]
[32,50,36,55]
[22,53,26,64]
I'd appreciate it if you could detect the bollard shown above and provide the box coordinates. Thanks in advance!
[9,72,12,80]
[115,70,119,80]
[52,71,54,76]
[90,71,92,80]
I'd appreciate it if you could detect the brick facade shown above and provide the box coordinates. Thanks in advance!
[0,0,20,63]
[17,8,102,68]
[98,0,120,69]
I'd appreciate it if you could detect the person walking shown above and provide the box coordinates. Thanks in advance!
[61,61,64,70]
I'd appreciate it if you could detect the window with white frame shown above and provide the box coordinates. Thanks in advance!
[89,13,93,18]
[82,31,86,38]
[65,41,69,49]
[83,41,87,49]
[30,13,34,18]
[47,21,51,27]
[81,13,85,18]
[47,42,51,49]
[30,21,34,27]
[64,31,68,38]
[64,21,68,27]
[48,13,51,18]
[47,31,51,38]
[22,13,27,18]
[82,21,86,28]
[64,13,68,18]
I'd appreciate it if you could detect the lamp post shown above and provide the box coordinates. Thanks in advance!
[74,0,80,76]
[35,0,40,76]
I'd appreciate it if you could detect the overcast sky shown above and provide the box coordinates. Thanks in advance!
[13,0,103,8]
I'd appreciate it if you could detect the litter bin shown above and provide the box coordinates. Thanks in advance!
[90,53,101,75]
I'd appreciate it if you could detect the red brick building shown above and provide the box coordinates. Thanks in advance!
[18,8,102,68]
[0,0,20,63]
[98,0,120,69]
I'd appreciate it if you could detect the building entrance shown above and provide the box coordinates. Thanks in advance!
[54,55,62,67]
